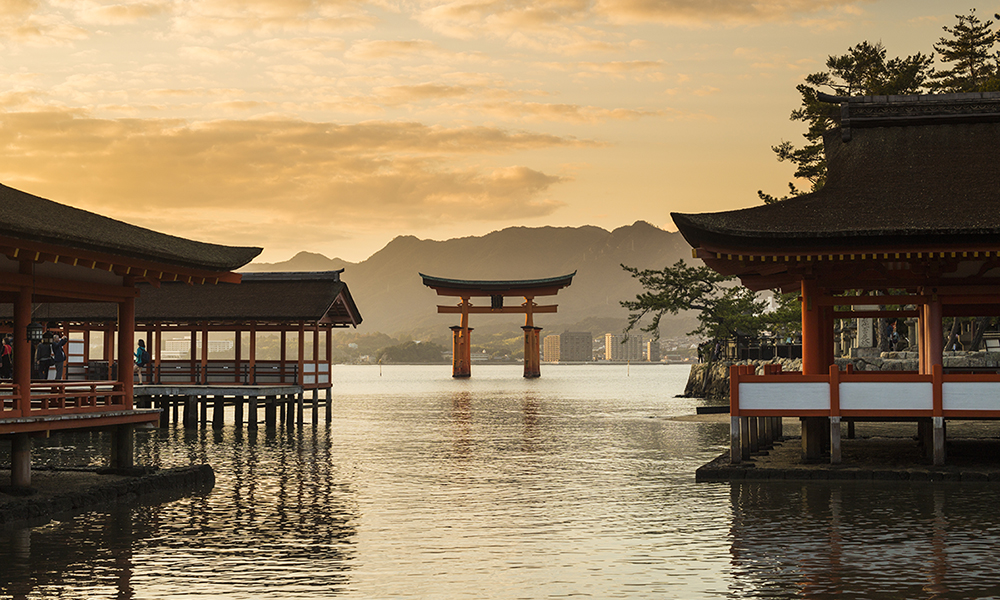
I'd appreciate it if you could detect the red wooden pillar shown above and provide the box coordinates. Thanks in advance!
[800,278,825,461]
[297,323,305,386]
[280,330,287,383]
[926,297,943,372]
[117,281,135,408]
[14,260,32,417]
[200,324,209,384]
[801,279,823,375]
[249,323,257,384]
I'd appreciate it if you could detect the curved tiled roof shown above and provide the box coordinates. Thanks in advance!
[420,272,576,292]
[0,183,261,271]
[24,271,362,326]
[673,93,1000,252]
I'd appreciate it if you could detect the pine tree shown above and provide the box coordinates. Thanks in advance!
[928,9,1000,92]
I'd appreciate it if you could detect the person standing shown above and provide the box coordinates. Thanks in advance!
[0,336,12,379]
[35,332,55,380]
[52,332,69,380]
[134,339,150,384]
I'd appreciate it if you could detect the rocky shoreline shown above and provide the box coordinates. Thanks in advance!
[0,465,215,529]
[683,350,1000,400]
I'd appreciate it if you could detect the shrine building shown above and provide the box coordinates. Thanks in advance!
[0,183,260,487]
[672,91,1000,466]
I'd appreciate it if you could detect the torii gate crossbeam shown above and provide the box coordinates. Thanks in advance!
[420,273,576,378]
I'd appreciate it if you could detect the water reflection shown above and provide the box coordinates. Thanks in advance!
[727,482,1000,599]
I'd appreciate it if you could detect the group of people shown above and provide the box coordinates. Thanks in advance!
[0,331,69,380]
[0,330,152,382]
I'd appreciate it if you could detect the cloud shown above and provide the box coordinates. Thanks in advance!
[66,0,171,25]
[474,100,671,123]
[0,110,582,242]
[594,0,871,26]
[170,0,377,37]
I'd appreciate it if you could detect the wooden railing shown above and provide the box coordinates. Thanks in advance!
[144,360,330,388]
[731,363,1000,419]
[0,381,127,418]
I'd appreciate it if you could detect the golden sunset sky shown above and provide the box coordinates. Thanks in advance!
[0,1,988,262]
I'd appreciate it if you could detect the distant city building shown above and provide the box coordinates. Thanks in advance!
[605,333,643,361]
[543,335,561,362]
[559,331,592,362]
[645,339,661,362]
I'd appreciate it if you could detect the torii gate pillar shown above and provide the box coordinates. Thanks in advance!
[451,325,473,378]
[522,326,542,378]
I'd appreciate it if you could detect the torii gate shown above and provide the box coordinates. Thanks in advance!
[420,273,576,378]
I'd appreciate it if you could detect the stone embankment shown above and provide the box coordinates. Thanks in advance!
[684,351,1000,400]
[0,464,215,528]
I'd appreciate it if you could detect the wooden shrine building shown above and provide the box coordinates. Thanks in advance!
[0,183,260,487]
[421,273,575,378]
[24,270,362,392]
[673,91,1000,466]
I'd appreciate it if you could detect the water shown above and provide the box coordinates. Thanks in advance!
[3,364,1000,598]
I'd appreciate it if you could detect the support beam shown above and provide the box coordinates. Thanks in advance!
[830,417,842,464]
[212,396,225,430]
[11,433,31,488]
[730,416,741,464]
[110,424,134,470]
[933,417,946,466]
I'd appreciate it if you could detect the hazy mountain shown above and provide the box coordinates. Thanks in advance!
[243,221,697,340]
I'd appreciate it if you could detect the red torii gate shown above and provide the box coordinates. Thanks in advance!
[421,273,575,378]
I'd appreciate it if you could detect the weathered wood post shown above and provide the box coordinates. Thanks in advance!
[264,398,276,429]
[110,424,134,470]
[212,395,225,430]
[248,396,258,430]
[184,395,197,428]
[234,396,244,428]
[11,433,31,488]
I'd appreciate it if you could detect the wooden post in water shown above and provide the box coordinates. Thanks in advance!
[234,396,244,428]
[248,396,258,430]
[264,399,276,429]
[157,397,169,428]
[212,396,225,430]
[296,392,304,424]
[325,387,332,421]
[312,391,319,424]
[11,433,31,488]
[184,396,197,428]
[199,396,208,424]
[110,425,134,470]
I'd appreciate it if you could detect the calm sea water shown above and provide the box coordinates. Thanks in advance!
[3,364,1000,599]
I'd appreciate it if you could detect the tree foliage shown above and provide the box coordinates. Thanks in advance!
[620,260,800,343]
[928,9,1000,92]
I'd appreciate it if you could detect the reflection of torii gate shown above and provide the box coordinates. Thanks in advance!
[420,273,576,378]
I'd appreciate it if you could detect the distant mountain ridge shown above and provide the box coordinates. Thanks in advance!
[242,222,696,339]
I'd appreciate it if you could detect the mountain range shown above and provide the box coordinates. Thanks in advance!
[242,221,697,340]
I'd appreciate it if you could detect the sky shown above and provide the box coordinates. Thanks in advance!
[0,1,992,263]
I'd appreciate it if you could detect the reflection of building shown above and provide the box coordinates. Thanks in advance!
[605,333,643,361]
[543,335,560,362]
[559,331,592,362]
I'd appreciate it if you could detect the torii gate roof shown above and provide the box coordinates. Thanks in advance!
[420,272,576,296]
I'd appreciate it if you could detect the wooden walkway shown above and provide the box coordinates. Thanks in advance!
[133,384,332,429]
